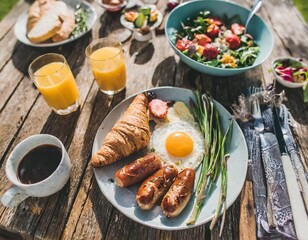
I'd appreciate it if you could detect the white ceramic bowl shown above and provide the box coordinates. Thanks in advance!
[272,57,308,88]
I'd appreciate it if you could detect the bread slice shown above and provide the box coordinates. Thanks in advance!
[51,1,69,19]
[27,0,56,32]
[51,1,76,42]
[27,0,76,43]
[27,13,61,43]
[52,14,75,42]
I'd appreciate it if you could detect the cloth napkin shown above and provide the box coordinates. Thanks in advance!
[274,104,308,239]
[232,89,297,239]
[240,121,274,238]
[260,105,296,239]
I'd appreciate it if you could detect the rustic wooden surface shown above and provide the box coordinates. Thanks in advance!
[0,0,307,239]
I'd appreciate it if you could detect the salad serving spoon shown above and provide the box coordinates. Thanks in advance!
[245,0,263,33]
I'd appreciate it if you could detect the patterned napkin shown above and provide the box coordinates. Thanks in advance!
[240,121,274,238]
[232,89,297,239]
[274,103,308,239]
[260,105,296,238]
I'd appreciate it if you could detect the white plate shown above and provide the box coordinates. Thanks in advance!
[120,5,163,32]
[92,86,248,230]
[14,1,97,47]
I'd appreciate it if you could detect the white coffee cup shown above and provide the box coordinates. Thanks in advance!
[1,134,71,207]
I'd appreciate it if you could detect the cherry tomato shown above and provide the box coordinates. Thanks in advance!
[203,43,219,60]
[226,34,241,49]
[206,24,219,38]
[231,23,245,35]
[175,39,191,51]
[194,34,212,46]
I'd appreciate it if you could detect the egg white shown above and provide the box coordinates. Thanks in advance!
[150,120,205,171]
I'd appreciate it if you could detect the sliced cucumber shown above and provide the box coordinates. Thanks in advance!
[134,12,145,28]
[139,7,151,16]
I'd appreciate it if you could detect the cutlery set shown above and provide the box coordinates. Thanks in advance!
[233,87,308,239]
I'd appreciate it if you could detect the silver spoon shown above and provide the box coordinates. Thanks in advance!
[245,0,263,33]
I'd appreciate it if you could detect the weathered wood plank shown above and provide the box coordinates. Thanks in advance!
[239,181,256,240]
[0,60,25,112]
[0,75,38,164]
[0,45,53,113]
[0,30,22,71]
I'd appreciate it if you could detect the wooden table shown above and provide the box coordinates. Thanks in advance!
[0,0,307,239]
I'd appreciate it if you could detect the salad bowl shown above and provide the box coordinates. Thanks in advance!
[165,0,274,76]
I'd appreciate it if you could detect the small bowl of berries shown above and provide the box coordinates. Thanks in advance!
[165,0,274,76]
[272,57,308,88]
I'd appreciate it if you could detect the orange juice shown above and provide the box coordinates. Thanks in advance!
[34,62,80,110]
[89,47,126,93]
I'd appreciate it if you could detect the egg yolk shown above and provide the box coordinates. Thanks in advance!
[165,132,194,157]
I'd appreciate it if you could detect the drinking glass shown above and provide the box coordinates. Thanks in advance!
[28,53,80,115]
[85,38,127,96]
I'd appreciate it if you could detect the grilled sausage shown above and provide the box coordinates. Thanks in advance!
[115,153,162,187]
[161,168,195,218]
[136,164,178,210]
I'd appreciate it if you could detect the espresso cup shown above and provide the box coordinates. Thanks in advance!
[1,134,71,207]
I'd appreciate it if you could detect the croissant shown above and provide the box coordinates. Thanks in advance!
[92,93,151,167]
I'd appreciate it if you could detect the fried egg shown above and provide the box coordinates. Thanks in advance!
[150,102,205,171]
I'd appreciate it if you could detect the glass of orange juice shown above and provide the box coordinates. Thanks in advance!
[28,53,80,115]
[85,38,127,96]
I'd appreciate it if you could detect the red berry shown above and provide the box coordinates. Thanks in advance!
[203,43,219,60]
[148,99,168,119]
[206,24,219,38]
[226,34,241,49]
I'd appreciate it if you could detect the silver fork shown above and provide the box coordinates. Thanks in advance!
[252,98,264,133]
[251,94,278,229]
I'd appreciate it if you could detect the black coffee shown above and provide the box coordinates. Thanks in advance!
[17,144,62,184]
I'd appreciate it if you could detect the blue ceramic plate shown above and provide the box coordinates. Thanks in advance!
[165,0,274,76]
[93,87,248,230]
